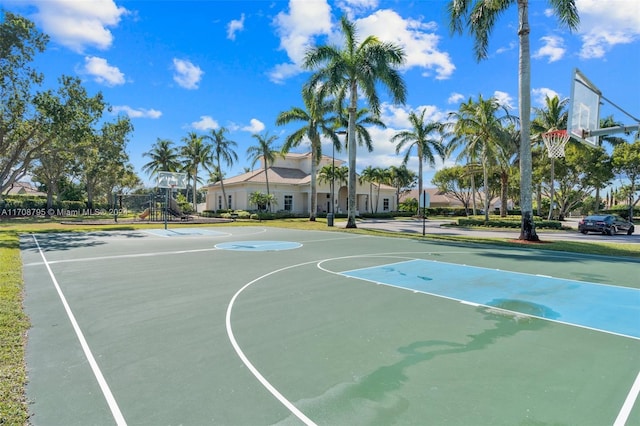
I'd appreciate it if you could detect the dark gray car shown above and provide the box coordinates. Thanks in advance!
[578,214,635,235]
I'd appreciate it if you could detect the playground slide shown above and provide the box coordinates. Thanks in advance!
[168,197,188,219]
[139,208,150,219]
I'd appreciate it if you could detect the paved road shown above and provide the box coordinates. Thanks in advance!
[347,218,640,244]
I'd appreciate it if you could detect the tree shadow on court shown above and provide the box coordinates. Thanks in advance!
[300,307,549,423]
[20,231,148,252]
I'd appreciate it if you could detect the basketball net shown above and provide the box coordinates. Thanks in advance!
[542,130,570,158]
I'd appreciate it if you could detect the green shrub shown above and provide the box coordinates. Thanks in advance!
[457,218,564,230]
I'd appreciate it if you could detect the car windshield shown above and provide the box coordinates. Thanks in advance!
[585,216,608,221]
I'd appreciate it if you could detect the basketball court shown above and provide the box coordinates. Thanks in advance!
[20,226,640,425]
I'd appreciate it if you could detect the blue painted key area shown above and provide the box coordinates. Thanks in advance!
[341,259,640,339]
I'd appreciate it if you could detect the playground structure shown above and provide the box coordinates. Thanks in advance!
[113,191,190,223]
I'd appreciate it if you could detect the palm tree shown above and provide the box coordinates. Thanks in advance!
[359,166,379,213]
[594,115,626,212]
[392,109,446,216]
[388,165,417,211]
[247,131,280,211]
[495,125,520,217]
[448,0,579,240]
[531,95,569,219]
[142,138,181,179]
[335,105,387,153]
[204,127,238,210]
[304,16,407,228]
[180,132,213,212]
[448,95,512,222]
[276,89,339,221]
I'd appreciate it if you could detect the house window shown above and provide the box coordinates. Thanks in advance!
[228,195,232,210]
[383,198,390,211]
[284,195,293,211]
[217,195,222,211]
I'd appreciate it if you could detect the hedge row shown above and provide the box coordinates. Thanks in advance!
[0,196,111,212]
[457,218,565,230]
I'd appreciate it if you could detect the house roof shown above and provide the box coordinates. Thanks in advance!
[209,167,309,187]
[401,188,463,206]
[4,182,47,196]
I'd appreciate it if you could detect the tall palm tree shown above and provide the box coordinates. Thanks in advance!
[448,0,579,240]
[204,127,238,210]
[304,16,407,228]
[448,95,512,222]
[531,95,569,219]
[180,132,213,212]
[247,131,280,211]
[276,89,339,221]
[142,138,181,179]
[392,109,446,216]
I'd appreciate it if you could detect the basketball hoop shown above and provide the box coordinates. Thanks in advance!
[542,130,570,158]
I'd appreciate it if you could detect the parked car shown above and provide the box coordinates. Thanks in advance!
[578,214,635,235]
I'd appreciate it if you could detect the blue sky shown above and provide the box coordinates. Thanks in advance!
[2,0,639,187]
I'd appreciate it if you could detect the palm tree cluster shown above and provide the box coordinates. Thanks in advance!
[142,4,586,241]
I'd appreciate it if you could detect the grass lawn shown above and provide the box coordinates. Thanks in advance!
[1,217,638,424]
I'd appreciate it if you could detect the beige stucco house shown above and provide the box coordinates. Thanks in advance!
[205,152,397,215]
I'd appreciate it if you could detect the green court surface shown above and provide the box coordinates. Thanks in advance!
[20,227,640,425]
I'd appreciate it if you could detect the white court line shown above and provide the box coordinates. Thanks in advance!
[614,370,640,426]
[31,235,127,426]
[226,260,319,426]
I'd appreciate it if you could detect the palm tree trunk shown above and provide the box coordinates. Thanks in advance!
[483,151,489,222]
[418,158,423,217]
[192,166,198,213]
[310,149,317,221]
[547,158,555,220]
[264,164,271,212]
[500,172,508,217]
[218,160,228,210]
[346,82,358,228]
[471,175,477,216]
[517,0,539,241]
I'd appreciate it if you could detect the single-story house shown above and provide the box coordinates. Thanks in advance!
[401,188,514,212]
[205,152,397,215]
[3,181,47,196]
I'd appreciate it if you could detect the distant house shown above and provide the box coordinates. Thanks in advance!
[205,152,397,214]
[401,188,464,208]
[401,188,514,212]
[3,182,47,197]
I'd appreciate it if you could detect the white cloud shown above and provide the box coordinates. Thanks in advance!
[533,35,565,63]
[576,0,640,59]
[532,88,561,107]
[111,105,162,119]
[191,116,219,130]
[356,9,455,80]
[493,90,514,110]
[496,40,516,55]
[81,56,125,86]
[269,0,332,83]
[448,92,465,105]
[28,0,127,52]
[270,3,454,83]
[336,0,379,18]
[227,13,245,40]
[242,118,266,133]
[172,58,204,90]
